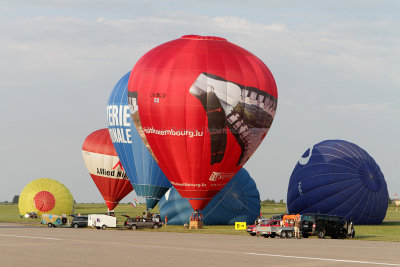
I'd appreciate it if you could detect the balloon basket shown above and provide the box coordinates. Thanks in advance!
[189,211,203,229]
[189,220,203,229]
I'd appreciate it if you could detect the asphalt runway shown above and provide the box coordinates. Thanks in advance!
[1,223,400,267]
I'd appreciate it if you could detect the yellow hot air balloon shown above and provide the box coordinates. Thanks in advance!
[18,178,74,216]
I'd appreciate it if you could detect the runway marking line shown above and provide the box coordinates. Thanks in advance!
[0,234,61,241]
[245,252,400,266]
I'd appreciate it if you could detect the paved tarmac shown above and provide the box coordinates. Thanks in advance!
[1,223,400,267]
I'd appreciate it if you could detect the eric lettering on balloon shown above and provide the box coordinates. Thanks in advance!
[189,72,277,166]
[107,105,132,144]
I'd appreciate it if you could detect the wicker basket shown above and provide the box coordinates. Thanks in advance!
[189,220,203,229]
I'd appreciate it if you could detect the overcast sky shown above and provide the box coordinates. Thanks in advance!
[1,0,399,204]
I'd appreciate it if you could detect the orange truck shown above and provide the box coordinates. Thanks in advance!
[281,214,301,226]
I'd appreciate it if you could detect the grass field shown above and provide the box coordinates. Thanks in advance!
[2,203,399,241]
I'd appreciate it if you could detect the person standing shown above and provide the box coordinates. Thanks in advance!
[294,217,301,239]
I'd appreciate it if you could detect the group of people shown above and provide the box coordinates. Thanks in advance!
[190,212,203,221]
[281,215,302,239]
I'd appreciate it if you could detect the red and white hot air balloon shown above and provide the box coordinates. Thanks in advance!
[128,35,278,212]
[82,128,133,212]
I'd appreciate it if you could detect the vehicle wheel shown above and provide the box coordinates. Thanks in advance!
[270,234,276,238]
[131,225,137,230]
[351,228,355,239]
[280,231,287,238]
[101,225,107,230]
[287,231,293,238]
[128,225,133,230]
[153,224,159,229]
[250,233,256,236]
[318,230,325,238]
[263,235,269,238]
[302,233,309,238]
[48,223,52,228]
[73,224,79,229]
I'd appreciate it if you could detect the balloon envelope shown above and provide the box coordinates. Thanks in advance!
[19,178,74,216]
[128,35,277,210]
[159,168,260,225]
[107,72,171,210]
[82,128,133,211]
[287,140,389,225]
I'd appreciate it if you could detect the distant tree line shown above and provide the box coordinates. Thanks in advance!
[0,195,19,204]
[261,199,285,205]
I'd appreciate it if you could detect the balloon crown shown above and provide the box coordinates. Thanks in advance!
[181,35,227,41]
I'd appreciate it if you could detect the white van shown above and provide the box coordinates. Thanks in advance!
[88,214,117,230]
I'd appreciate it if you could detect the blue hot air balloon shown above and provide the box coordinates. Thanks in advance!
[107,72,171,210]
[159,168,260,225]
[287,140,388,225]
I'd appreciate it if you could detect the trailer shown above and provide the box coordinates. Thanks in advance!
[257,214,299,238]
[257,225,294,238]
[256,225,276,238]
[276,226,295,238]
[41,214,68,227]
[88,214,117,230]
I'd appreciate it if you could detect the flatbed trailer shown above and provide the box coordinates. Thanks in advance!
[256,225,276,238]
[276,226,295,238]
[257,225,295,238]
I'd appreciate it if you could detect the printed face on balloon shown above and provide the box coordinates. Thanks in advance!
[189,72,276,166]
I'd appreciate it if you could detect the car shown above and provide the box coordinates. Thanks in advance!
[246,217,269,236]
[123,215,162,230]
[71,215,88,228]
[269,214,284,221]
[259,219,281,227]
[301,213,355,239]
[246,224,258,236]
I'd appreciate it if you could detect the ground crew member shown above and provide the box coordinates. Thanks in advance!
[294,217,301,239]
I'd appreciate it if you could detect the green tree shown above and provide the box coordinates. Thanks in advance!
[12,195,19,204]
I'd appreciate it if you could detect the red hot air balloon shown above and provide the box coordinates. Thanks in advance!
[128,35,278,211]
[82,129,133,212]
